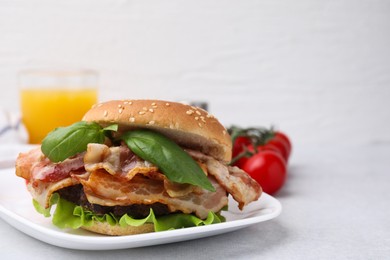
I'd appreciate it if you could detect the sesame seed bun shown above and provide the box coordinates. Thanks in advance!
[82,99,232,162]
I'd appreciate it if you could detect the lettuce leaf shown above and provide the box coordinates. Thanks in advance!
[33,194,225,232]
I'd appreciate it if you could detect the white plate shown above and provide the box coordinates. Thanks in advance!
[0,145,282,250]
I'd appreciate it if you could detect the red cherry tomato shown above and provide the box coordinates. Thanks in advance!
[234,155,250,169]
[232,136,251,158]
[274,131,292,156]
[262,137,289,161]
[242,151,287,195]
[233,144,254,168]
[234,143,280,168]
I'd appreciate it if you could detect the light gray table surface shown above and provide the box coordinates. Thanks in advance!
[1,143,389,259]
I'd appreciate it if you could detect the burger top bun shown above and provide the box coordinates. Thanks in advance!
[83,100,232,162]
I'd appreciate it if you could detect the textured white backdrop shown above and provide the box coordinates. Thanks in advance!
[1,0,389,146]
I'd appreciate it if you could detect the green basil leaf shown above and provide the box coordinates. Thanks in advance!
[41,121,106,162]
[121,130,215,192]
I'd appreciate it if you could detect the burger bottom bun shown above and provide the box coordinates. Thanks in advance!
[81,221,155,236]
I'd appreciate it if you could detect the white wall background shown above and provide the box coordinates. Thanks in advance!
[1,0,389,146]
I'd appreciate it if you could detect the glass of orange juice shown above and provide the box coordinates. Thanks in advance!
[19,70,98,144]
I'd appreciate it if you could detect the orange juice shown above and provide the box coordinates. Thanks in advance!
[20,88,97,144]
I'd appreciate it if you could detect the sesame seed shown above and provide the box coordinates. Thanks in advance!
[206,113,214,118]
[149,108,154,113]
[124,101,129,105]
[186,110,194,115]
[196,111,201,115]
[139,111,146,115]
[152,105,158,109]
[118,104,122,108]
[103,110,108,117]
[198,122,203,128]
[129,101,133,105]
[119,108,123,114]
[166,103,170,106]
[222,130,226,135]
[195,116,199,120]
[148,120,155,125]
[200,116,206,123]
[151,102,156,106]
[129,117,135,122]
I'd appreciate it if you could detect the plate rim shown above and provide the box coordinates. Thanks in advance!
[0,194,281,250]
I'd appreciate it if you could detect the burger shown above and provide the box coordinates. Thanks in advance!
[15,100,262,236]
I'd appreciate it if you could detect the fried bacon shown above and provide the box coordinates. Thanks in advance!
[15,143,261,219]
[84,143,159,179]
[84,143,202,198]
[78,171,227,219]
[15,147,85,183]
[186,150,262,210]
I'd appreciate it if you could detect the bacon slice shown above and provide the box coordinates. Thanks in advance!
[84,143,159,179]
[16,147,42,180]
[16,147,85,183]
[16,148,87,208]
[84,143,202,198]
[79,171,228,219]
[186,149,262,209]
[27,175,83,208]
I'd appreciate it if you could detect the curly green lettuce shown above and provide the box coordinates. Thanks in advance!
[33,193,225,232]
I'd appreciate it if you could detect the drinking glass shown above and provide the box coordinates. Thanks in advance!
[19,70,98,144]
